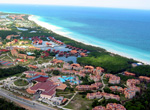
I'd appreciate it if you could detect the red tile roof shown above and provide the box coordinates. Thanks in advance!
[33,76,49,82]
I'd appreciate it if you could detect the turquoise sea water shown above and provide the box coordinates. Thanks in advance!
[0,4,150,63]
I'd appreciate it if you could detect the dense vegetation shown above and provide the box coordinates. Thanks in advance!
[0,98,25,110]
[124,88,150,110]
[53,70,60,75]
[127,65,150,77]
[80,75,95,85]
[0,30,17,39]
[117,74,136,81]
[0,65,28,79]
[77,52,135,74]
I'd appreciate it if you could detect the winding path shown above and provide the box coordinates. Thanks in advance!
[101,73,105,93]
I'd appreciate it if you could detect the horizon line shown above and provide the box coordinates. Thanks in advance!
[0,3,150,11]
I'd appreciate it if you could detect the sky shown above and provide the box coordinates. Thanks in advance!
[0,0,150,10]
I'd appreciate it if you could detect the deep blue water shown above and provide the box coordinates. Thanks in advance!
[0,4,150,63]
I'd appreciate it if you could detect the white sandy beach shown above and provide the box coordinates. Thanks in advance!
[28,15,150,64]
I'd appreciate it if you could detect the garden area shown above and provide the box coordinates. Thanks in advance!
[14,79,28,86]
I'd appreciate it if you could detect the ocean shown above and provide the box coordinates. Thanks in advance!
[0,4,150,63]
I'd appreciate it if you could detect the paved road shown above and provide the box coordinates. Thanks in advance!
[0,88,55,110]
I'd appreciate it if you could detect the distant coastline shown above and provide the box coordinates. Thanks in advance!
[28,15,150,64]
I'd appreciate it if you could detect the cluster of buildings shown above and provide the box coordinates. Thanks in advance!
[76,82,102,91]
[6,39,18,46]
[49,37,64,45]
[86,91,120,101]
[11,48,36,60]
[124,79,140,99]
[6,39,29,46]
[105,73,141,99]
[10,46,41,60]
[63,63,104,78]
[32,36,43,45]
[66,45,88,57]
[106,78,141,99]
[105,74,120,84]
[8,14,25,20]
[41,60,104,80]
[92,103,126,110]
[66,45,87,53]
[24,71,67,105]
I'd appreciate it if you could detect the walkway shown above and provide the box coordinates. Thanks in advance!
[101,73,105,93]
[62,91,78,107]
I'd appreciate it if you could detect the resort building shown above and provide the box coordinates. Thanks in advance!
[102,92,120,101]
[24,71,47,78]
[106,103,126,110]
[28,47,41,51]
[92,103,126,110]
[109,86,124,93]
[26,80,57,99]
[80,52,87,57]
[84,66,94,70]
[11,49,18,57]
[86,92,103,99]
[105,74,120,84]
[71,63,83,70]
[18,54,27,59]
[28,65,38,69]
[96,67,105,73]
[51,59,63,64]
[27,75,49,82]
[87,92,120,101]
[27,56,36,60]
[124,79,140,99]
[70,50,78,55]
[124,71,135,76]
[126,79,140,87]
[90,74,101,82]
[139,76,150,83]
[92,106,106,110]
[124,88,136,99]
[76,82,102,91]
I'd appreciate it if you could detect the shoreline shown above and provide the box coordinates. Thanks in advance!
[28,15,150,65]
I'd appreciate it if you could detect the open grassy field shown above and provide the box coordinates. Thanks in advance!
[65,93,93,110]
